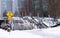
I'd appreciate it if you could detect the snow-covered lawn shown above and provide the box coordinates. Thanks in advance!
[0,26,60,38]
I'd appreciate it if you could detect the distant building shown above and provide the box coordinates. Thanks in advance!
[0,0,12,17]
[0,0,25,17]
[0,0,19,17]
[0,0,7,17]
[12,0,18,14]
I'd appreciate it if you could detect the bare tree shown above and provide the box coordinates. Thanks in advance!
[39,0,44,17]
[48,0,57,18]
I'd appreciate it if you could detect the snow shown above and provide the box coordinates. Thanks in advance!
[0,17,5,20]
[12,17,58,27]
[1,17,60,38]
[12,17,23,20]
[0,29,43,38]
[42,18,57,26]
[23,16,32,20]
[42,20,56,26]
[57,19,60,22]
[0,26,60,38]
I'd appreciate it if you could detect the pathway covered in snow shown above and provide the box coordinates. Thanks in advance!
[0,26,60,38]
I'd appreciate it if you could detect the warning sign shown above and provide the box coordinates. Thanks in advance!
[6,11,13,17]
[6,11,13,21]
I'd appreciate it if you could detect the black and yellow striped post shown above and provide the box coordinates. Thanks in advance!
[6,11,13,32]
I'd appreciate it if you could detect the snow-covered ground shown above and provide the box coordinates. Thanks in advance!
[0,26,60,38]
[1,17,60,38]
[1,17,59,30]
[42,18,57,26]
